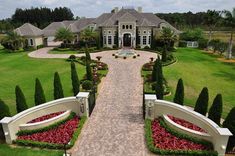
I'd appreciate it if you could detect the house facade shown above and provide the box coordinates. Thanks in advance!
[16,7,178,49]
[15,23,44,48]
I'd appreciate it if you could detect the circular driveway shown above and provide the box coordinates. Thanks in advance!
[29,48,157,156]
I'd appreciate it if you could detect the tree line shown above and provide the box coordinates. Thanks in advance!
[156,10,232,30]
[0,7,74,32]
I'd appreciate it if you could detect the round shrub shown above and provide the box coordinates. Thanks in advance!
[69,55,76,60]
[133,56,136,59]
[123,56,127,59]
[82,80,93,90]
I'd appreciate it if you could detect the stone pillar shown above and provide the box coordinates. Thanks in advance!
[76,92,90,118]
[0,117,13,144]
[144,94,157,120]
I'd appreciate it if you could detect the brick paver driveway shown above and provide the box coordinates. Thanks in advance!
[29,48,157,156]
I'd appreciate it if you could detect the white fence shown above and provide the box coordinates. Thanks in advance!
[145,94,232,156]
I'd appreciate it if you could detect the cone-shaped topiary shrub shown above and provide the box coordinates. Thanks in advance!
[71,62,80,96]
[155,56,164,100]
[53,72,64,99]
[194,87,209,116]
[86,61,93,81]
[208,94,223,125]
[15,85,28,113]
[173,78,184,105]
[34,78,46,106]
[0,99,10,119]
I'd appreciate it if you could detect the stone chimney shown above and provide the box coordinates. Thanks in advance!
[114,7,119,13]
[137,7,142,13]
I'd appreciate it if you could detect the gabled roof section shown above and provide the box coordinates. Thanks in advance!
[68,18,95,33]
[118,12,137,22]
[93,13,113,26]
[15,23,43,37]
[139,18,153,26]
[43,22,68,37]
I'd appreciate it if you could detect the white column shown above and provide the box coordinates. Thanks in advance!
[76,92,90,118]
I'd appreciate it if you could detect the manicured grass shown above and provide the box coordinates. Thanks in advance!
[164,48,235,118]
[0,47,86,115]
[0,144,63,156]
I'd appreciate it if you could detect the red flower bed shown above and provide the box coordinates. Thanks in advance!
[18,116,79,144]
[151,119,209,150]
[168,115,206,133]
[27,111,65,124]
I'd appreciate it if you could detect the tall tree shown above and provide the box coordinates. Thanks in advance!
[208,94,223,125]
[0,99,11,119]
[194,87,209,116]
[223,8,235,59]
[159,27,177,62]
[86,61,93,81]
[15,85,28,113]
[71,62,80,96]
[173,78,184,105]
[55,28,74,47]
[155,57,164,99]
[204,10,221,46]
[53,72,64,99]
[34,78,46,105]
[152,58,158,81]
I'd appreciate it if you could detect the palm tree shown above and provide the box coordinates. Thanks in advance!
[80,28,98,48]
[204,10,221,47]
[55,28,75,47]
[159,27,177,62]
[223,8,235,59]
[1,31,24,51]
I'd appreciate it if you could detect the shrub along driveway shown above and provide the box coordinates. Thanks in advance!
[29,48,157,155]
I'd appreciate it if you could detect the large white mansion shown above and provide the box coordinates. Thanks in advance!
[15,7,178,48]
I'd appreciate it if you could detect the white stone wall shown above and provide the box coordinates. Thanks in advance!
[145,94,232,156]
[27,36,43,48]
[0,92,90,144]
[118,22,136,48]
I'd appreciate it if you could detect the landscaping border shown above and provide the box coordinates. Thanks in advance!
[145,119,218,156]
[16,112,76,136]
[15,116,86,149]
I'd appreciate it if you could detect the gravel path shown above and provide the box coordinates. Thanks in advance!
[29,48,157,156]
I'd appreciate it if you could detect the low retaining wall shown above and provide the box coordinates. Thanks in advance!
[19,110,71,131]
[0,92,90,144]
[145,94,232,156]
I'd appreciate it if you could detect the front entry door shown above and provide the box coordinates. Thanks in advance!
[123,34,131,47]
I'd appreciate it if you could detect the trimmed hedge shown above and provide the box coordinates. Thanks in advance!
[145,118,217,156]
[17,112,76,136]
[15,116,86,149]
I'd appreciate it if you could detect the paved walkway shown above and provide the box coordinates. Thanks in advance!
[29,48,157,156]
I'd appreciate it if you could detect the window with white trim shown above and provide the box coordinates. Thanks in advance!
[143,36,147,45]
[143,30,146,34]
[130,25,132,29]
[148,36,151,44]
[126,25,129,29]
[122,25,125,29]
[104,36,106,44]
[108,36,112,45]
[29,39,34,46]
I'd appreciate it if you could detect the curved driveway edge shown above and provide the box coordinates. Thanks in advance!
[28,48,158,156]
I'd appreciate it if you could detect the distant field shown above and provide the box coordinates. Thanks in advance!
[204,31,232,43]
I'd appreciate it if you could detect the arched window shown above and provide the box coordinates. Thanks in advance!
[130,25,132,29]
[122,25,125,29]
[126,25,129,29]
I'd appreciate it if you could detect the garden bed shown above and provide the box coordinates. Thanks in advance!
[145,117,217,155]
[27,111,65,124]
[167,115,207,133]
[15,112,86,149]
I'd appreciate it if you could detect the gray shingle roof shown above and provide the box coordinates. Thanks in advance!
[43,18,95,37]
[15,23,43,37]
[95,8,164,27]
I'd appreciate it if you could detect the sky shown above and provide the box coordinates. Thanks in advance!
[0,0,234,19]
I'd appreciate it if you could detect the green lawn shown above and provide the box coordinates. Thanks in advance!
[0,47,86,115]
[0,144,63,156]
[163,48,235,118]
